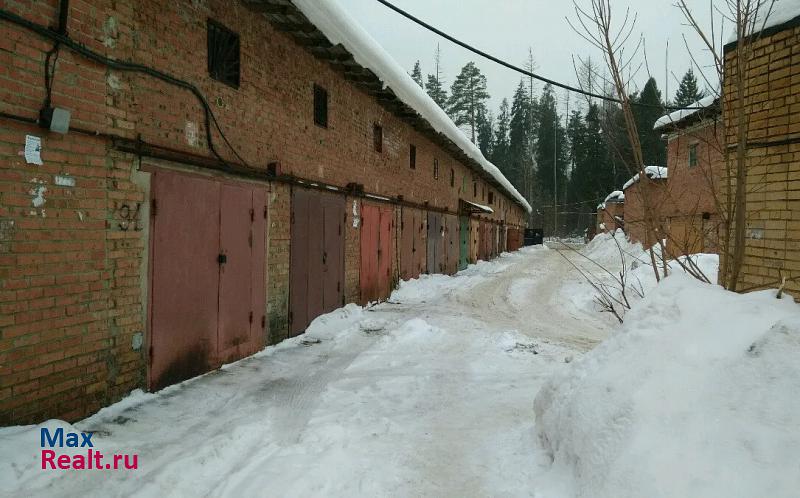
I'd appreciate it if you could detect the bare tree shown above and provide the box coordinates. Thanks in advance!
[675,0,776,291]
[568,0,669,283]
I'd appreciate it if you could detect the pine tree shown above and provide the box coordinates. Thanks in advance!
[583,103,614,195]
[632,77,666,166]
[447,62,490,143]
[411,60,424,88]
[426,74,448,109]
[565,110,587,230]
[509,80,531,192]
[476,108,494,158]
[673,69,706,107]
[492,99,511,176]
[534,84,568,201]
[425,44,447,109]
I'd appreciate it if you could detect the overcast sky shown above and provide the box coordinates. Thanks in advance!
[338,0,720,116]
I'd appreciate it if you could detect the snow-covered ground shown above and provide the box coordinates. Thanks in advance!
[3,237,797,498]
[0,246,609,498]
[535,275,800,498]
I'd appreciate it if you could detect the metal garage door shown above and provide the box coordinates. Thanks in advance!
[426,212,445,274]
[443,214,459,275]
[400,207,426,281]
[289,188,345,337]
[361,202,395,303]
[149,170,267,391]
[470,218,479,263]
[458,216,470,270]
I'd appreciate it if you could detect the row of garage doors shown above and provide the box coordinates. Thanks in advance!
[287,189,522,333]
[148,171,522,390]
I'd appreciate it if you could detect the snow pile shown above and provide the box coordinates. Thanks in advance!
[653,95,716,130]
[290,0,531,212]
[535,275,800,498]
[725,0,800,43]
[560,229,719,320]
[622,165,668,190]
[580,229,648,269]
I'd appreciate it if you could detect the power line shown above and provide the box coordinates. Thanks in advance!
[372,0,703,111]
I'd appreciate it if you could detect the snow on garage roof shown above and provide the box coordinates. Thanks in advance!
[597,190,625,211]
[461,199,494,214]
[653,95,717,131]
[604,190,625,203]
[288,0,532,213]
[622,166,668,191]
[725,0,800,44]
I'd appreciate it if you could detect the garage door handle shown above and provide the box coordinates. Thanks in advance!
[218,254,227,264]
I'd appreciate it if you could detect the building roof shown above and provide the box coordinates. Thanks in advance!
[622,166,668,191]
[724,0,800,46]
[461,199,494,214]
[242,0,532,213]
[597,190,625,210]
[654,95,718,132]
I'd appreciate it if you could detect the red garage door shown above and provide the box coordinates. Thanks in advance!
[361,203,395,303]
[149,170,267,391]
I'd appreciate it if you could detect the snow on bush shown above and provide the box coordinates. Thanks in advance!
[571,230,719,320]
[535,275,800,498]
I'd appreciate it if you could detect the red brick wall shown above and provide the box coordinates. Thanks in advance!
[662,119,725,255]
[0,0,527,423]
[597,202,623,233]
[623,180,667,247]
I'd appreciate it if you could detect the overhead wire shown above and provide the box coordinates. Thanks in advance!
[372,0,706,111]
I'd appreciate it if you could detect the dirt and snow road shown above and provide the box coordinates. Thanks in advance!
[1,245,611,498]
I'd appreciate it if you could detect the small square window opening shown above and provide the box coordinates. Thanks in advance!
[314,85,328,128]
[373,124,383,153]
[207,20,240,88]
[688,143,698,168]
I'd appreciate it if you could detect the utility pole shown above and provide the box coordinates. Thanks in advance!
[553,107,558,238]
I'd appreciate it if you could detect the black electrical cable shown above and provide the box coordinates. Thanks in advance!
[372,0,705,111]
[0,8,248,168]
[43,43,60,109]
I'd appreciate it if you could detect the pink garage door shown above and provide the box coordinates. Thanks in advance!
[360,203,395,304]
[289,188,345,337]
[149,170,267,391]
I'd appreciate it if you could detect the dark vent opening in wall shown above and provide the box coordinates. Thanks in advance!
[207,19,240,88]
[314,84,328,128]
[409,144,416,169]
[373,124,383,152]
[434,158,439,179]
[450,168,454,187]
[488,191,494,205]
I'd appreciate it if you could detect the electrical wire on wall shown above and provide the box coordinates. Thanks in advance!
[0,7,249,169]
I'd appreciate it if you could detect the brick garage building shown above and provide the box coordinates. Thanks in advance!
[622,166,668,247]
[0,0,529,423]
[596,190,624,235]
[722,9,800,296]
[654,97,725,257]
